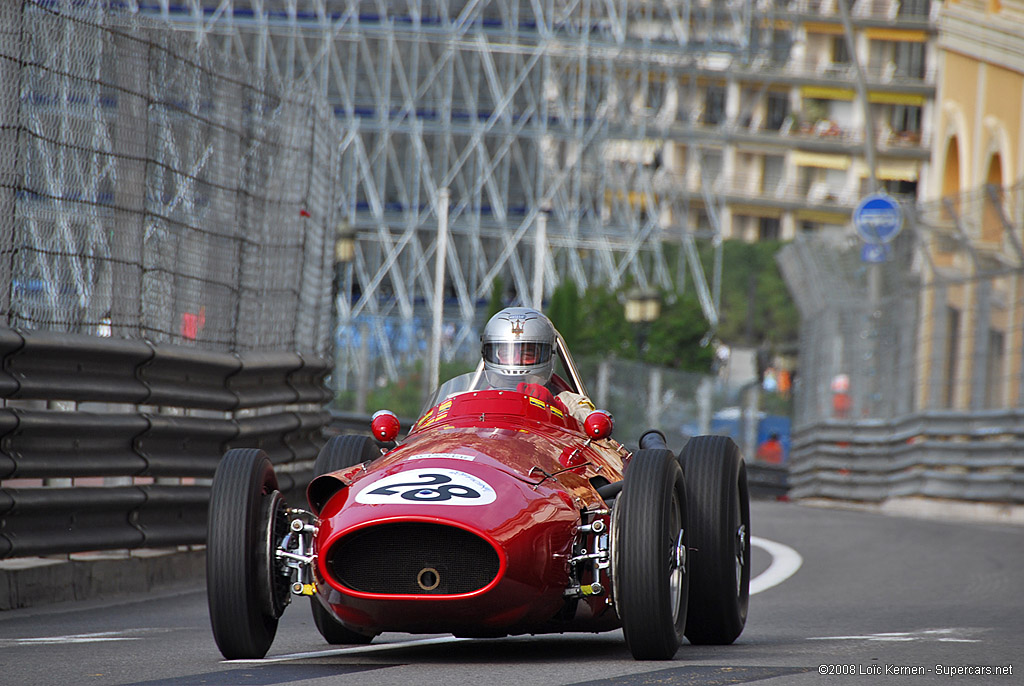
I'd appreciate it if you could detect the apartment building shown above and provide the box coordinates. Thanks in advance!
[651,0,937,242]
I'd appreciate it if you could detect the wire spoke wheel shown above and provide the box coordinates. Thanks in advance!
[207,449,284,659]
[612,448,689,660]
[679,435,751,645]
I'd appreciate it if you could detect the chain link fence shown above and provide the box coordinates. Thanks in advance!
[779,180,1024,427]
[0,1,340,356]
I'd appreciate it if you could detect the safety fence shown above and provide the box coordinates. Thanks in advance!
[789,412,1024,503]
[0,328,331,559]
[778,181,1024,427]
[0,1,340,356]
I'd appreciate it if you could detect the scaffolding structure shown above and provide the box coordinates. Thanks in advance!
[140,0,768,382]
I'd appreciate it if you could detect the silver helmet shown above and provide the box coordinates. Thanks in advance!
[481,307,556,388]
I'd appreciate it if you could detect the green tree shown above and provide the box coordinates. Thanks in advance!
[572,285,634,359]
[643,293,714,372]
[546,279,581,349]
[486,276,506,321]
[697,239,799,347]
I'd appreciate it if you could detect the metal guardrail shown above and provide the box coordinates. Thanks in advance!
[746,463,790,500]
[0,328,332,558]
[789,411,1024,503]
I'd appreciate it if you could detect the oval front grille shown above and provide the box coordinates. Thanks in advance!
[327,522,500,595]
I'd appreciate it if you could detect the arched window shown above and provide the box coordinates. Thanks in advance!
[981,152,1004,244]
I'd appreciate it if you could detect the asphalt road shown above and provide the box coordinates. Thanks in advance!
[1,500,1021,686]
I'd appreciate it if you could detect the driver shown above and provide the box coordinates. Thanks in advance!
[481,307,597,425]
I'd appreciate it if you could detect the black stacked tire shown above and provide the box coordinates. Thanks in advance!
[207,449,282,659]
[612,448,689,660]
[310,435,379,645]
[679,435,750,645]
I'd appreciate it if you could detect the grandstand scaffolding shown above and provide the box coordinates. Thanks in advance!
[141,0,768,383]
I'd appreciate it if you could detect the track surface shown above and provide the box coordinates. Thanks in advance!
[1,500,1021,685]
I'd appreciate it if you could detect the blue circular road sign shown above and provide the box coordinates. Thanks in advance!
[853,193,903,244]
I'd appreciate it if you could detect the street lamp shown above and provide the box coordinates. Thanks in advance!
[625,288,661,355]
[332,220,356,406]
[335,220,356,264]
[625,289,661,325]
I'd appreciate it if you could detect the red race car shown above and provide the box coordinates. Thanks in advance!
[206,335,750,661]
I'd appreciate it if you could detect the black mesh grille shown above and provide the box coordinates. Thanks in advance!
[327,522,501,595]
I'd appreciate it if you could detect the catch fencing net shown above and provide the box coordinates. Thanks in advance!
[0,1,340,356]
[778,180,1024,427]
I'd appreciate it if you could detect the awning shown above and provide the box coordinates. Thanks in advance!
[865,28,928,43]
[800,86,926,106]
[791,151,851,170]
[856,159,920,182]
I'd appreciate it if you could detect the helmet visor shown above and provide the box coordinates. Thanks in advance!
[482,341,552,367]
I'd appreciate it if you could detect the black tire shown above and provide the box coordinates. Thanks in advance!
[679,435,750,645]
[207,448,286,659]
[612,448,689,660]
[310,596,374,645]
[309,435,378,645]
[313,434,380,475]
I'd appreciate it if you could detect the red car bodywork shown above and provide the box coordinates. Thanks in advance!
[309,387,630,637]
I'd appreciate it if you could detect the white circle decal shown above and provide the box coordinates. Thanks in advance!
[355,468,497,506]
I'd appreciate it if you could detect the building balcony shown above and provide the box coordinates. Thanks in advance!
[774,0,936,26]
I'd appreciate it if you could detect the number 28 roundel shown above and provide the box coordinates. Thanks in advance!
[354,468,497,506]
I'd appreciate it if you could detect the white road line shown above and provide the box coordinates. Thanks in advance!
[808,628,982,643]
[750,536,803,595]
[229,636,473,663]
[237,536,803,663]
[0,631,144,647]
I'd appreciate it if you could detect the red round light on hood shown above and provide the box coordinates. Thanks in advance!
[371,410,400,442]
[583,410,613,440]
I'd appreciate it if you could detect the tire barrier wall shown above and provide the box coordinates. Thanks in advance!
[789,411,1024,503]
[0,328,332,558]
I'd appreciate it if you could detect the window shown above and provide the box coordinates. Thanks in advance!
[898,0,931,18]
[700,150,723,185]
[985,330,1005,408]
[883,179,917,198]
[762,156,785,194]
[943,307,960,408]
[703,85,726,125]
[894,42,926,79]
[766,92,789,131]
[891,105,922,134]
[832,36,850,65]
[770,30,792,65]
[759,217,781,241]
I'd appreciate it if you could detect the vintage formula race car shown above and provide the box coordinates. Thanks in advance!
[206,335,750,661]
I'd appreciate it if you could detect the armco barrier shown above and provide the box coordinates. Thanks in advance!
[745,462,790,500]
[789,410,1024,504]
[0,328,332,559]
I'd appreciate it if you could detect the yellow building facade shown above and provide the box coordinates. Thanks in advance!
[922,0,1024,409]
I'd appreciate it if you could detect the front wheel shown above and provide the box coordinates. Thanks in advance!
[611,448,689,660]
[679,435,750,645]
[207,449,287,659]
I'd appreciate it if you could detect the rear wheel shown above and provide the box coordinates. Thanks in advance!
[612,448,689,660]
[679,435,750,645]
[207,449,287,659]
[310,435,378,645]
[313,434,380,476]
